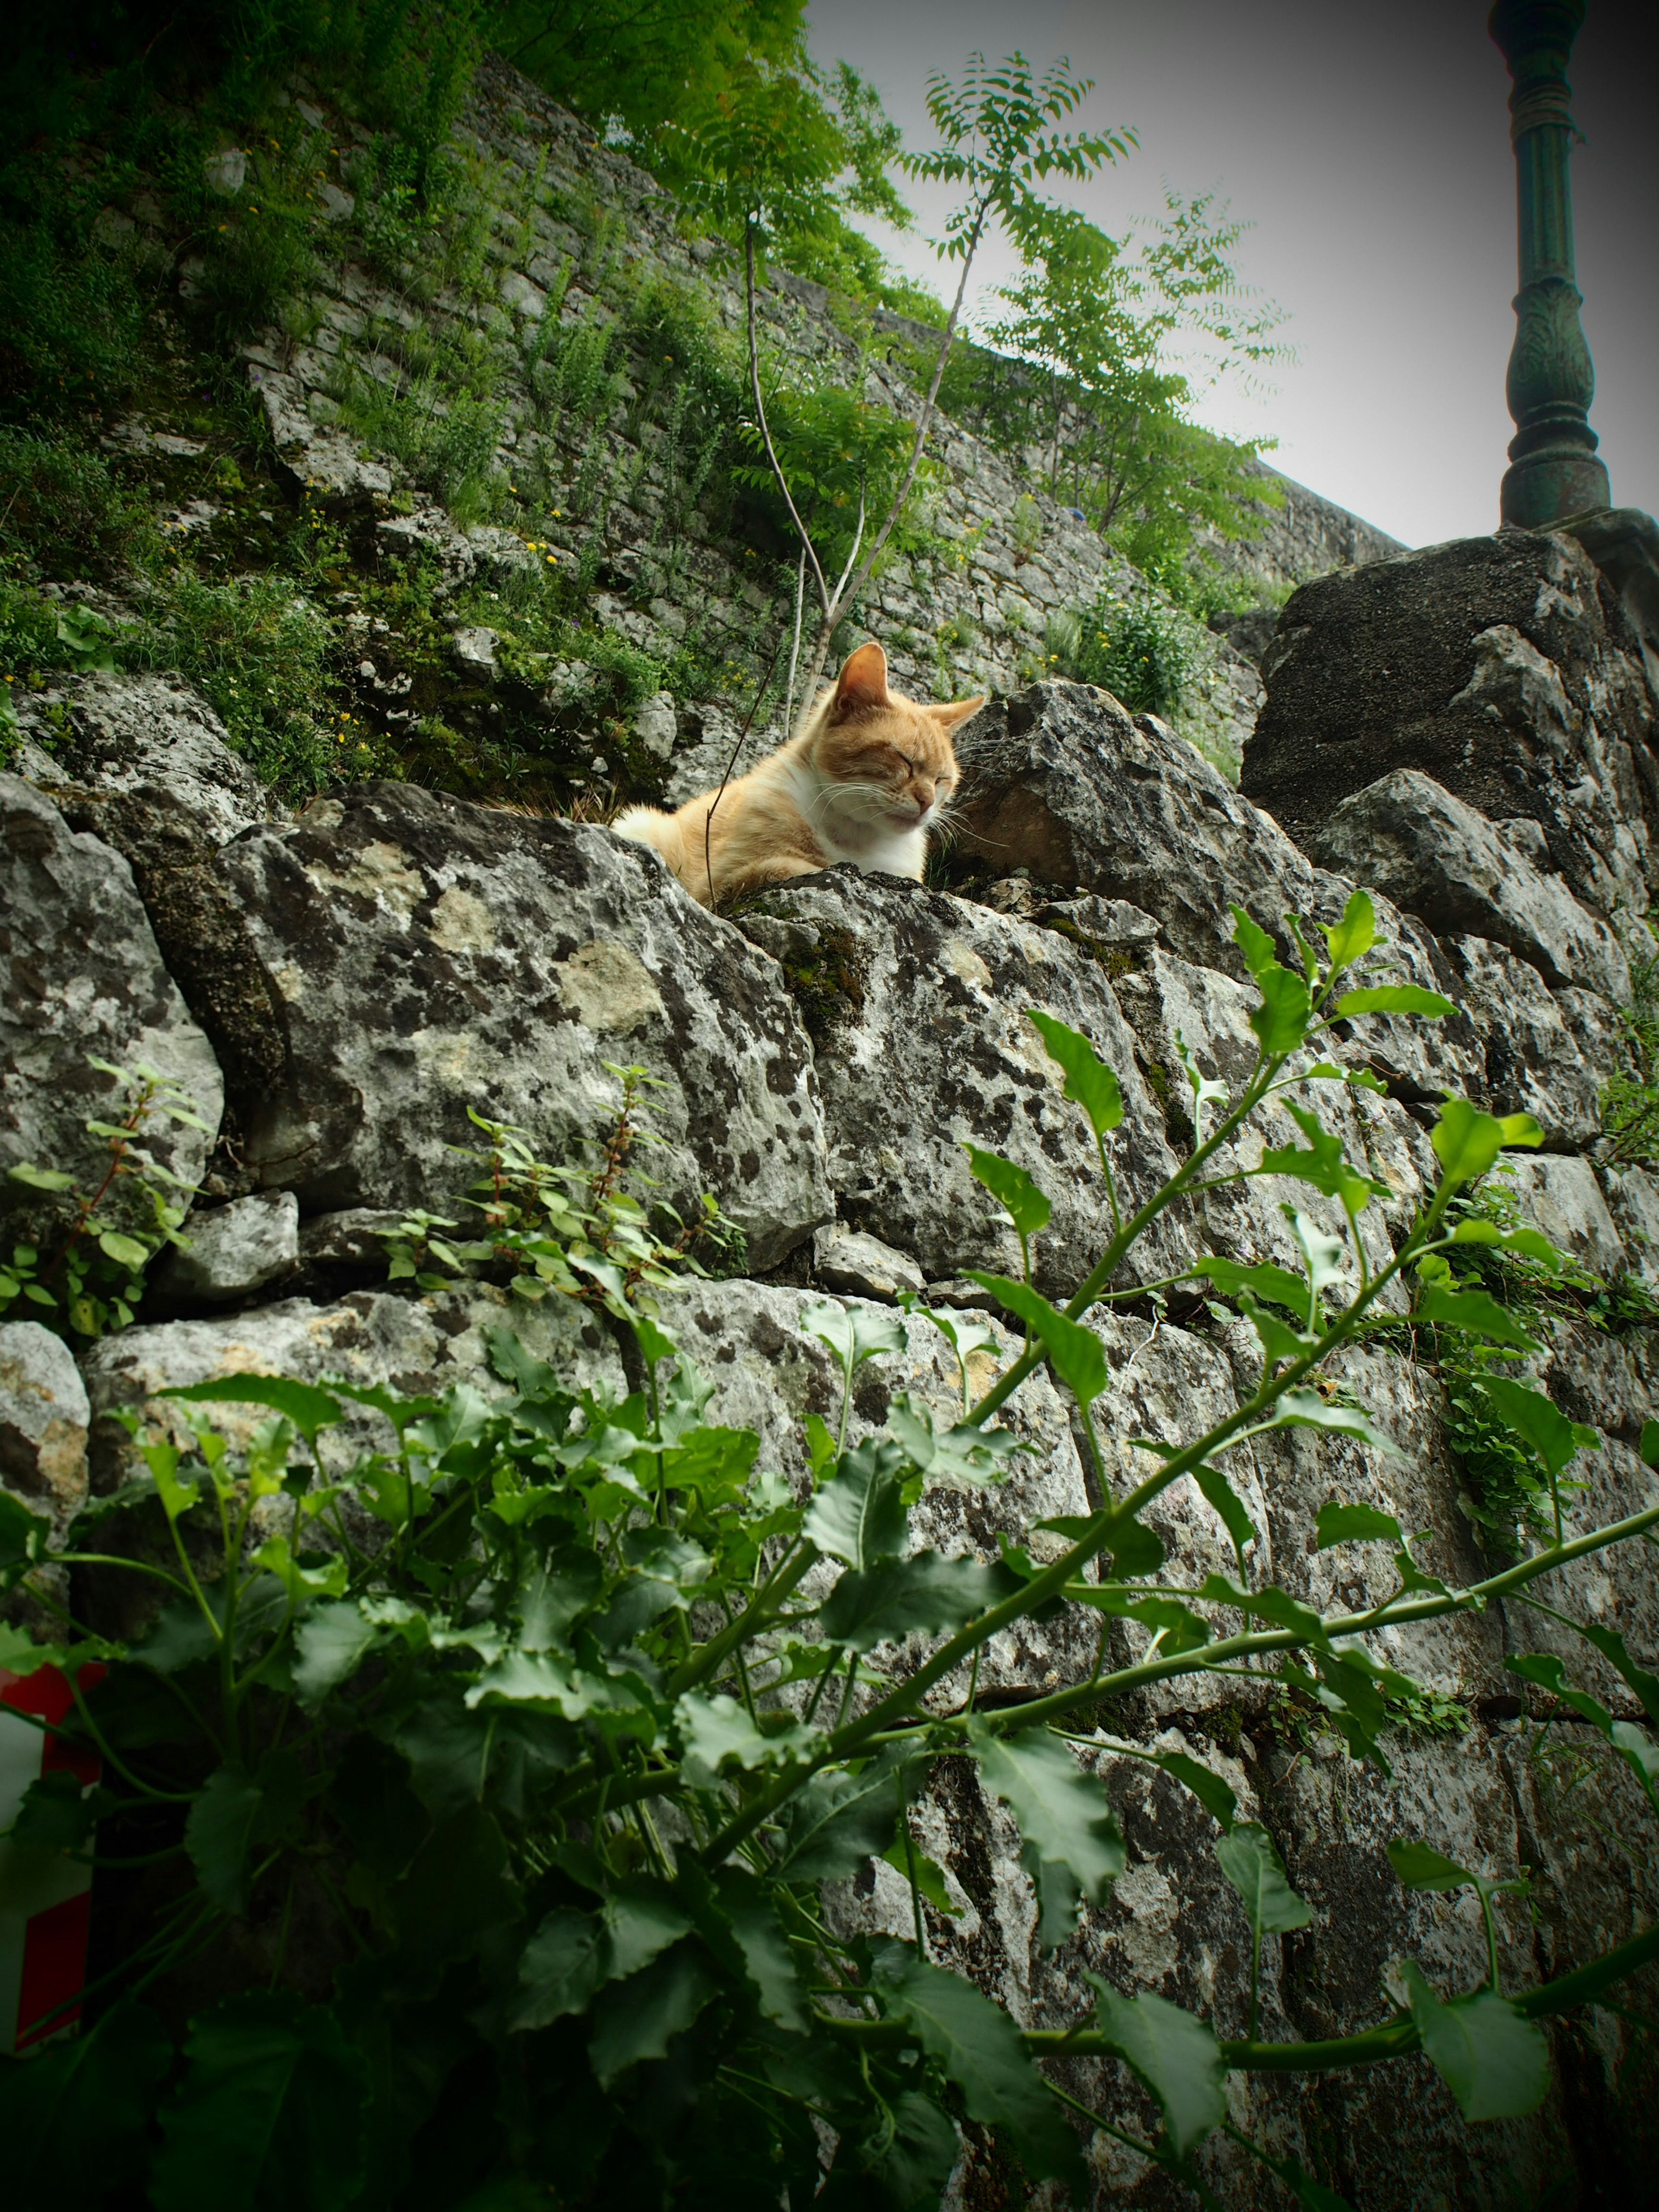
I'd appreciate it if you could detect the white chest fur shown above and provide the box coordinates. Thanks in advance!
[781,758,929,880]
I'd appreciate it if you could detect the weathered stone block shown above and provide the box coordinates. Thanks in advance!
[735,869,1187,1296]
[1247,529,1655,918]
[1307,767,1630,1000]
[0,777,222,1237]
[211,784,830,1269]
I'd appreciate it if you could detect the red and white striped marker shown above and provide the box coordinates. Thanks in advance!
[0,1664,103,2054]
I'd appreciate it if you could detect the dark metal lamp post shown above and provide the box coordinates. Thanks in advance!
[1489,0,1611,528]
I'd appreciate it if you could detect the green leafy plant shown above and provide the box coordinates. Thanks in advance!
[0,1059,207,1340]
[381,1064,744,1302]
[5,922,1659,2199]
[1602,941,1659,1166]
[1049,581,1204,718]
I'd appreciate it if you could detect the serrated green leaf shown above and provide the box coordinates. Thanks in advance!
[1413,1281,1535,1347]
[1250,965,1312,1056]
[1567,1621,1659,1730]
[1430,1101,1542,1185]
[150,1992,367,2212]
[0,1493,51,1579]
[712,1866,812,2028]
[799,1299,908,1382]
[967,1274,1106,1406]
[512,1907,607,2030]
[1335,985,1456,1018]
[602,1877,695,1980]
[184,1755,307,1915]
[884,1822,964,1921]
[1089,1982,1227,2158]
[772,1745,917,1883]
[1026,1008,1123,1135]
[970,1721,1125,1928]
[869,1939,1085,2188]
[289,1601,381,1711]
[1145,1749,1237,1832]
[819,1554,1014,1650]
[1385,1839,1492,1894]
[1215,1822,1311,1938]
[802,1437,910,1567]
[1232,908,1279,981]
[675,1691,820,1785]
[1398,1963,1550,2121]
[588,1942,719,2086]
[1315,1501,1403,1548]
[1192,1461,1257,1553]
[887,1393,1027,1489]
[1446,1219,1560,1266]
[963,1146,1052,1239]
[162,1373,344,1447]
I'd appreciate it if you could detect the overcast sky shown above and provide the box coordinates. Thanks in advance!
[805,0,1656,550]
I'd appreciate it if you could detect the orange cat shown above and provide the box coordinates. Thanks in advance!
[613,643,984,908]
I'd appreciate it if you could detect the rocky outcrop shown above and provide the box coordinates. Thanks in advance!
[1308,767,1630,1001]
[0,776,222,1237]
[6,529,1659,2200]
[211,780,831,1268]
[1246,529,1659,918]
[735,868,1185,1297]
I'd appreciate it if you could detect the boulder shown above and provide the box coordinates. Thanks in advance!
[735,869,1186,1297]
[246,361,393,506]
[1246,529,1656,918]
[152,1189,301,1304]
[1601,1164,1659,1286]
[17,674,274,845]
[811,1223,924,1303]
[0,777,222,1237]
[951,680,1337,979]
[209,784,830,1270]
[947,680,1486,1106]
[1306,768,1630,1001]
[1499,1154,1627,1278]
[0,1321,89,1533]
[1439,934,1602,1147]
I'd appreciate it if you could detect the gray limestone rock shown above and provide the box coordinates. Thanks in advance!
[1272,1731,1576,2205]
[735,868,1187,1297]
[1306,767,1631,1001]
[811,1223,925,1303]
[0,1321,89,1534]
[948,679,1484,1109]
[951,680,1335,981]
[1601,1164,1659,1285]
[153,1189,301,1303]
[247,362,393,506]
[1247,528,1655,918]
[18,674,274,845]
[0,777,222,1238]
[1500,1153,1627,1277]
[632,690,678,762]
[210,783,830,1269]
[1440,934,1603,1147]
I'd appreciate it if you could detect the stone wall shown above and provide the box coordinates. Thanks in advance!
[4,503,1659,2196]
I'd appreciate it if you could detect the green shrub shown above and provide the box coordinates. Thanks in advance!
[1047,585,1204,718]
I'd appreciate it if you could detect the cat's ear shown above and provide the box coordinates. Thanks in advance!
[929,693,986,732]
[831,641,890,718]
